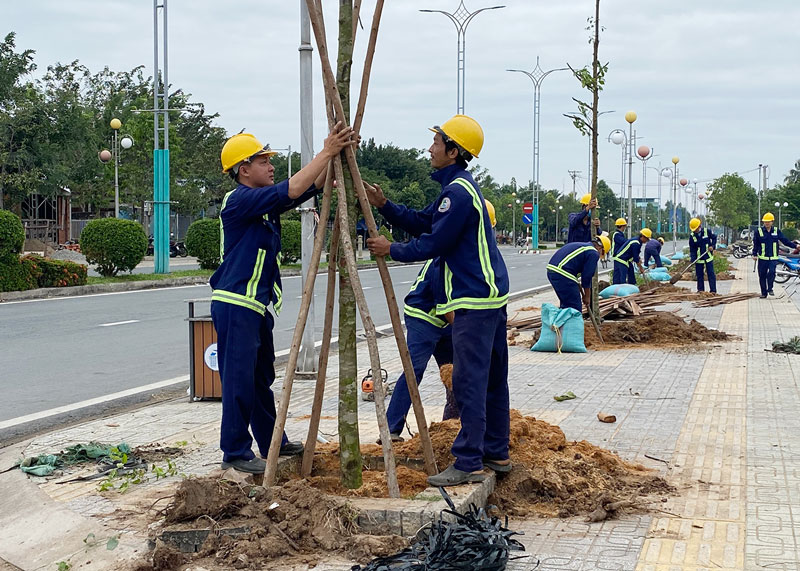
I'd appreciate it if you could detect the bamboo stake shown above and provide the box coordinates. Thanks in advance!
[331,153,400,498]
[353,0,384,135]
[300,218,340,477]
[306,0,437,476]
[263,169,334,486]
[352,0,362,43]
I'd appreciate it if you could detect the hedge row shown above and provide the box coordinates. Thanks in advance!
[0,254,88,292]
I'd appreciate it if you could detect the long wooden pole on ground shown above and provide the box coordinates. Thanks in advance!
[306,0,437,476]
[263,169,334,486]
[300,218,340,477]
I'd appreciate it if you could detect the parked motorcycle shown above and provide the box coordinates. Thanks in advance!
[732,242,752,259]
[773,256,800,284]
[170,240,188,258]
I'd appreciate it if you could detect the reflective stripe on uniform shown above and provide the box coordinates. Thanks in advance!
[272,253,282,315]
[546,246,594,284]
[404,304,447,328]
[436,178,506,313]
[218,190,234,263]
[211,289,267,316]
[757,227,778,260]
[611,231,625,257]
[409,260,433,293]
[247,249,267,298]
[692,228,714,263]
[611,239,633,265]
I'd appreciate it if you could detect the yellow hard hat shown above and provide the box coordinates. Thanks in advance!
[220,133,277,173]
[580,193,592,205]
[640,228,652,239]
[615,217,627,226]
[484,199,496,228]
[689,217,701,231]
[594,235,611,255]
[762,212,775,222]
[658,237,665,244]
[430,114,484,158]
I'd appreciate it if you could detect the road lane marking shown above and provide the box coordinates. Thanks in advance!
[0,375,190,430]
[0,284,209,305]
[98,320,140,327]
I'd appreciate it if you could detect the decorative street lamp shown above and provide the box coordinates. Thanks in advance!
[608,129,627,218]
[507,58,568,250]
[554,204,563,242]
[636,145,653,231]
[679,177,689,232]
[99,118,134,218]
[624,111,637,238]
[692,178,699,216]
[671,156,679,251]
[775,201,789,228]
[421,1,505,114]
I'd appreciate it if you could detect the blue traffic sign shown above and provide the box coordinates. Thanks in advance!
[522,213,533,225]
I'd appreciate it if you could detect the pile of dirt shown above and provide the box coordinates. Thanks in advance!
[584,311,732,348]
[375,411,673,520]
[135,478,408,570]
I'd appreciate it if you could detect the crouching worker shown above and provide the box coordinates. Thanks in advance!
[211,124,356,473]
[546,236,610,311]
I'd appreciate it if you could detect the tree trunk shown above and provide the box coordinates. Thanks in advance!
[590,0,601,319]
[336,0,362,490]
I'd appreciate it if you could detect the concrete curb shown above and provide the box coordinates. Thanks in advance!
[0,260,408,303]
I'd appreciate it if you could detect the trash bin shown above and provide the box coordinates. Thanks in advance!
[187,298,221,401]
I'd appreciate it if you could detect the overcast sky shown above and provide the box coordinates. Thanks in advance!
[6,1,800,208]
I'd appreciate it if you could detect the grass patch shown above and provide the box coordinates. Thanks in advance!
[87,269,213,285]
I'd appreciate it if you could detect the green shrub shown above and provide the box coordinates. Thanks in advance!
[0,210,25,258]
[80,218,147,277]
[22,254,88,287]
[280,219,302,264]
[0,254,37,292]
[185,218,221,270]
[783,227,799,241]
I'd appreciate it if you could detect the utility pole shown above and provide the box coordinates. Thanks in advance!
[297,0,317,375]
[757,163,762,223]
[568,170,581,197]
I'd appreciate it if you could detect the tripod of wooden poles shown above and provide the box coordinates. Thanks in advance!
[262,0,437,499]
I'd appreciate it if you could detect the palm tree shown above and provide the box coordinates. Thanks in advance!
[785,159,800,185]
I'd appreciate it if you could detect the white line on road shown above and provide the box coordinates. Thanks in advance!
[0,284,209,305]
[98,320,140,327]
[0,375,190,430]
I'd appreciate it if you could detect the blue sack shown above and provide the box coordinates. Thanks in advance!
[599,284,640,298]
[645,270,671,281]
[532,303,587,353]
[671,252,685,260]
[660,256,673,266]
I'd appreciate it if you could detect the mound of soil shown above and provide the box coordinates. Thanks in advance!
[137,478,408,570]
[585,311,732,348]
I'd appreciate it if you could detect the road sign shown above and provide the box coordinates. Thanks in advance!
[522,213,533,225]
[522,202,533,214]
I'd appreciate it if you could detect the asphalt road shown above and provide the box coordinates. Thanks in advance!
[0,242,684,438]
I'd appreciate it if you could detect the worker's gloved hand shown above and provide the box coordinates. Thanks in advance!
[367,235,391,257]
[364,182,387,208]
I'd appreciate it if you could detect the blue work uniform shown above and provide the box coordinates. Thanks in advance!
[753,226,796,296]
[611,230,635,283]
[379,163,510,472]
[209,179,320,464]
[612,238,643,285]
[385,259,455,435]
[567,208,593,243]
[546,242,600,312]
[689,227,717,293]
[644,239,663,267]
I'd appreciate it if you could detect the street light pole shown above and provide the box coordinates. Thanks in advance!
[671,156,679,252]
[421,1,505,114]
[625,111,637,238]
[775,201,788,228]
[636,145,653,230]
[608,129,627,218]
[507,58,568,250]
[152,0,170,274]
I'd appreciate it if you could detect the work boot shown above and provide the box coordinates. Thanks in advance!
[376,433,404,445]
[760,294,768,299]
[768,290,775,296]
[221,457,266,474]
[279,441,305,456]
[426,464,486,487]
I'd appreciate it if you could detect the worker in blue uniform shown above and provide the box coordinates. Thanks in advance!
[611,228,651,284]
[752,212,799,298]
[688,218,717,293]
[644,236,664,267]
[611,218,634,283]
[567,193,601,243]
[383,257,456,441]
[211,124,355,473]
[366,114,511,486]
[547,236,611,312]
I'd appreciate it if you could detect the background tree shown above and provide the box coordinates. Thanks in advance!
[784,159,800,186]
[706,173,757,243]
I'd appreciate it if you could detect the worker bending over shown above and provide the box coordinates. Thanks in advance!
[546,236,611,311]
[567,194,601,243]
[753,212,798,298]
[612,228,651,284]
[688,218,716,293]
[644,236,664,268]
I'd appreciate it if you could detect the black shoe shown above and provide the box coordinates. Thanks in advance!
[376,433,404,445]
[760,294,768,299]
[279,441,304,456]
[221,457,266,474]
[768,290,775,296]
